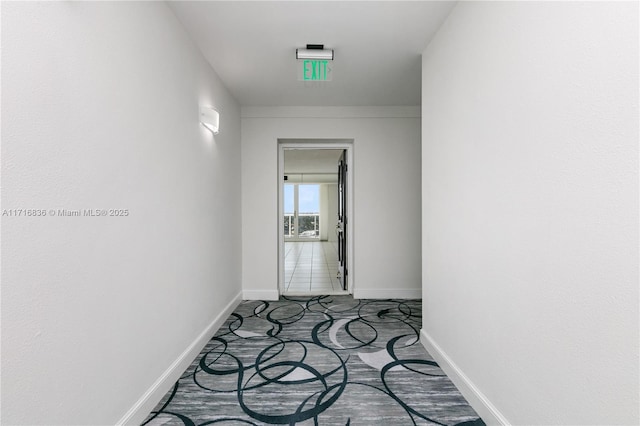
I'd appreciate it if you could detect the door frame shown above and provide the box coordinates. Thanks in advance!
[277,139,354,296]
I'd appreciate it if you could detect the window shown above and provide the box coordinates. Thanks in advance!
[284,184,320,239]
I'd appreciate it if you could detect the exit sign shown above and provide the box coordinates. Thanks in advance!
[298,60,332,81]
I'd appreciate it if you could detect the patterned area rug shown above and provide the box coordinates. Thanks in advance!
[143,296,484,425]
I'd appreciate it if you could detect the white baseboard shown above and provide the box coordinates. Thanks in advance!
[243,289,279,300]
[420,329,510,426]
[353,288,422,299]
[117,291,244,426]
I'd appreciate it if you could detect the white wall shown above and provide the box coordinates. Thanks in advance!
[242,107,421,300]
[326,184,339,243]
[319,184,329,240]
[318,183,338,241]
[421,2,638,425]
[1,2,242,425]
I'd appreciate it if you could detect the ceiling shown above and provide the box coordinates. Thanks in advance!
[168,1,456,106]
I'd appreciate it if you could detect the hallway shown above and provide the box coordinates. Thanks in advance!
[2,2,637,425]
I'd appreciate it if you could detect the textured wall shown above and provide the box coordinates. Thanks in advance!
[1,2,242,424]
[421,2,638,424]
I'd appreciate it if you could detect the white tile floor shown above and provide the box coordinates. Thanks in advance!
[283,241,346,294]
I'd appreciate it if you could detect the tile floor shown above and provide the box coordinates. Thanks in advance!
[284,241,346,293]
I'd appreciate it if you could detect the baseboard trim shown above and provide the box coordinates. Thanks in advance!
[420,329,510,426]
[353,288,421,299]
[117,291,243,425]
[243,289,279,301]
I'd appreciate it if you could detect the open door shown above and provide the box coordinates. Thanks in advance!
[337,150,347,290]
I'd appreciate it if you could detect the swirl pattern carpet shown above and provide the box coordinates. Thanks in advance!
[142,295,484,426]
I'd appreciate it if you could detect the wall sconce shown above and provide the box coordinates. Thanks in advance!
[200,106,219,134]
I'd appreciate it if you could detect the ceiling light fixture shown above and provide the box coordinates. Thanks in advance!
[296,44,334,60]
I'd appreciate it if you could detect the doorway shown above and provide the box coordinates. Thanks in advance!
[278,140,353,296]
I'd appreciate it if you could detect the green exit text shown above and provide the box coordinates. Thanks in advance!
[302,60,331,81]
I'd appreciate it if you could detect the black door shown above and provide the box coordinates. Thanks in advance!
[337,150,347,290]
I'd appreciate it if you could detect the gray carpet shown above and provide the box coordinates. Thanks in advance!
[142,295,484,425]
